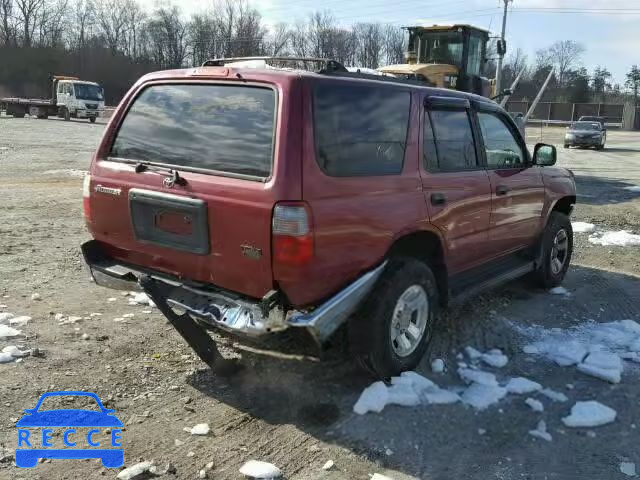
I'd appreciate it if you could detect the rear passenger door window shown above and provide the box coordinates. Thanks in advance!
[477,112,526,169]
[313,83,410,177]
[424,109,478,171]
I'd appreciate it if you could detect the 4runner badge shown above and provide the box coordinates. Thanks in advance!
[94,185,121,196]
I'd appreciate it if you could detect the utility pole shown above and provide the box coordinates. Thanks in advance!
[495,0,511,94]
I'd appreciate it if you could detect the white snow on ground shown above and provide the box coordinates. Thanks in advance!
[0,324,21,339]
[623,185,640,193]
[129,292,156,307]
[8,316,30,327]
[458,368,498,386]
[576,352,623,383]
[480,349,508,368]
[562,401,617,428]
[239,460,282,479]
[505,377,542,394]
[520,320,640,384]
[529,420,552,442]
[525,397,544,412]
[620,462,637,477]
[589,230,640,246]
[0,312,14,324]
[431,358,445,373]
[189,423,210,435]
[540,389,568,403]
[464,346,482,360]
[460,383,507,410]
[353,372,462,414]
[549,286,571,296]
[572,222,596,233]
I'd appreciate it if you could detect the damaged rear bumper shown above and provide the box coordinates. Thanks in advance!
[81,240,385,343]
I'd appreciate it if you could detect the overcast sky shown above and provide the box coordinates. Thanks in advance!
[144,0,639,85]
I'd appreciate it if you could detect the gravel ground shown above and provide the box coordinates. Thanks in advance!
[1,117,639,480]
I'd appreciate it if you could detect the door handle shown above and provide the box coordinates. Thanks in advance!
[496,185,509,196]
[431,193,446,206]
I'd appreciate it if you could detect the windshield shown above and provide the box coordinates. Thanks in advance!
[571,122,601,131]
[74,83,103,101]
[419,31,464,67]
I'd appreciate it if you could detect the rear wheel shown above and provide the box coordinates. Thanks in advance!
[89,116,96,123]
[349,257,439,378]
[532,212,573,288]
[564,144,569,149]
[63,107,70,121]
[12,112,25,118]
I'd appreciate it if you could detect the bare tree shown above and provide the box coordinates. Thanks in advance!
[536,40,585,86]
[266,22,290,56]
[14,0,46,46]
[145,5,187,68]
[95,0,129,53]
[382,25,404,65]
[354,22,383,68]
[502,47,528,87]
[67,0,94,50]
[121,0,144,59]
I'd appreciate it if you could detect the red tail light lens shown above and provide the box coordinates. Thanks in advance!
[82,174,91,222]
[272,203,313,266]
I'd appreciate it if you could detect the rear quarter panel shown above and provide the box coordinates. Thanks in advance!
[288,82,431,306]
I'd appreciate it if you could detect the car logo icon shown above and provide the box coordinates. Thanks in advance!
[15,391,124,468]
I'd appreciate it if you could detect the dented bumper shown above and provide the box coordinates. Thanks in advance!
[82,240,385,343]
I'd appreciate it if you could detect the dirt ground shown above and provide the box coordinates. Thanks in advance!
[1,117,639,480]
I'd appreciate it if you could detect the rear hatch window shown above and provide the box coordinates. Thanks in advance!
[110,84,276,178]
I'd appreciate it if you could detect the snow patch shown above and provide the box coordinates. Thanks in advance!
[540,388,568,403]
[549,286,571,296]
[577,352,623,383]
[525,397,544,412]
[572,222,595,233]
[0,324,21,339]
[458,368,498,386]
[623,185,640,193]
[480,349,508,368]
[0,312,14,324]
[562,401,616,428]
[505,377,542,394]
[528,420,552,442]
[465,346,482,360]
[189,423,210,435]
[239,460,282,479]
[620,462,637,477]
[461,383,507,410]
[431,358,445,373]
[589,230,640,247]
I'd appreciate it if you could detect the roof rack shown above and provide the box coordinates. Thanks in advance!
[201,56,348,73]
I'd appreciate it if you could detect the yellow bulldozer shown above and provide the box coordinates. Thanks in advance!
[379,24,498,98]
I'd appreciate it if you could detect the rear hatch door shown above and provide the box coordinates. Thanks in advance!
[89,79,294,299]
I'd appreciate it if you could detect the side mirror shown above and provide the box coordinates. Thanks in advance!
[533,143,556,166]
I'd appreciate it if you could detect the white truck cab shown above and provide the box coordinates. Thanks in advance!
[56,79,105,123]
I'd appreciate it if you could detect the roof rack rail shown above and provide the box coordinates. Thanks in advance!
[201,56,348,73]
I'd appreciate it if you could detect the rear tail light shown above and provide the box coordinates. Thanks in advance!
[272,203,313,266]
[82,174,91,222]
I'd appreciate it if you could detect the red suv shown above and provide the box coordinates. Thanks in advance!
[82,58,576,378]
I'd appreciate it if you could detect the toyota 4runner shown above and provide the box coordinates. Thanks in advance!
[82,58,576,378]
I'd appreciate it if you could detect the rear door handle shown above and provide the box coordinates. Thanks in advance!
[496,185,509,196]
[431,193,446,206]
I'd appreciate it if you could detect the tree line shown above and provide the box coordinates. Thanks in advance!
[0,0,638,106]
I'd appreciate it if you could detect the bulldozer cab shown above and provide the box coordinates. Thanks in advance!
[379,24,491,97]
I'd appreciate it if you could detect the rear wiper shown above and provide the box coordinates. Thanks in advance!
[134,162,187,186]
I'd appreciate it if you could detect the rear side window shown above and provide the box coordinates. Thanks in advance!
[313,83,410,177]
[424,109,477,171]
[110,84,276,178]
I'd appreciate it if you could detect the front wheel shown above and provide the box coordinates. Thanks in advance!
[89,116,96,123]
[349,257,439,378]
[532,212,573,288]
[63,107,70,121]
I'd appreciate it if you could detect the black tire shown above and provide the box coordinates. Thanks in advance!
[63,107,70,121]
[564,144,569,149]
[532,211,573,289]
[349,257,439,379]
[89,116,96,123]
[12,112,25,118]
